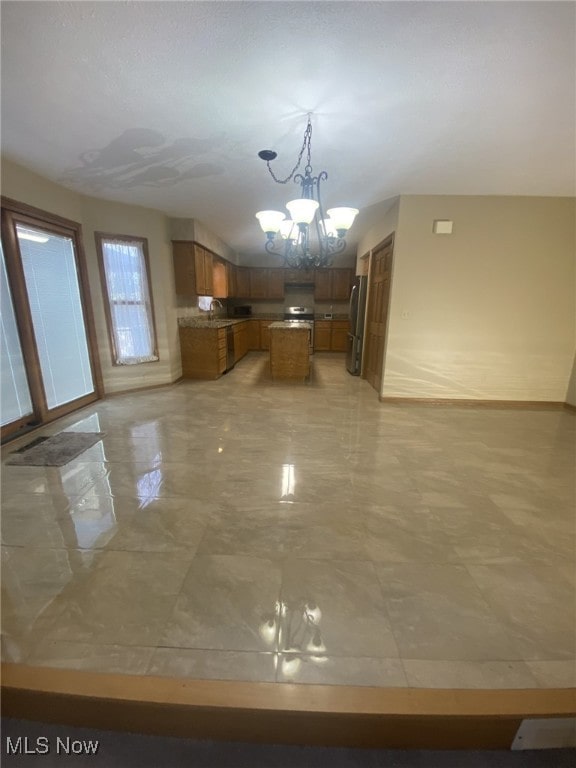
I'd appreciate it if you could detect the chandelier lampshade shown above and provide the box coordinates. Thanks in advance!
[285,199,319,225]
[326,207,359,237]
[255,210,286,239]
[255,116,359,269]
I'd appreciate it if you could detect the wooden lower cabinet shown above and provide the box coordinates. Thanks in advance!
[180,326,227,379]
[260,320,272,350]
[314,321,332,351]
[248,319,260,350]
[314,320,349,352]
[330,320,348,351]
[233,322,249,363]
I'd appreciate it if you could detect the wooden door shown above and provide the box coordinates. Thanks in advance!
[1,202,102,437]
[363,236,394,393]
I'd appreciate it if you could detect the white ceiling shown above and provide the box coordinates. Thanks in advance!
[1,1,574,256]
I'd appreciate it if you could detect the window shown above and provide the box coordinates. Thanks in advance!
[95,234,158,365]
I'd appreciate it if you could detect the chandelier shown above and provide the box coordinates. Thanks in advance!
[255,116,359,269]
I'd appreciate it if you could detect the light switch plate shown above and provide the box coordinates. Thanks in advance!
[433,219,453,234]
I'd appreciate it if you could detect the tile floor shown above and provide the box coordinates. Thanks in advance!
[1,353,575,689]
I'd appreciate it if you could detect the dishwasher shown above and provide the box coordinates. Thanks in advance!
[225,325,235,372]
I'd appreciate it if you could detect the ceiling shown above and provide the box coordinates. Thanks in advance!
[1,1,574,257]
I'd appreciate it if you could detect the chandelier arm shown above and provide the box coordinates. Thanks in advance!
[327,238,346,257]
[264,239,281,256]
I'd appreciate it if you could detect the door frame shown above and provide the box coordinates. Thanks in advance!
[1,197,103,440]
[362,233,395,392]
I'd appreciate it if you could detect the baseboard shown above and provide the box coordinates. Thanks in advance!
[564,402,576,412]
[105,376,184,397]
[1,664,574,750]
[379,396,568,409]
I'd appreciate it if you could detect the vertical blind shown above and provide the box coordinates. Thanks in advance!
[0,241,33,425]
[100,239,158,365]
[16,224,94,409]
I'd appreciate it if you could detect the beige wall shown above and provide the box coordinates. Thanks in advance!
[1,159,182,393]
[170,217,238,264]
[2,157,83,223]
[4,158,574,404]
[382,195,575,401]
[356,197,400,273]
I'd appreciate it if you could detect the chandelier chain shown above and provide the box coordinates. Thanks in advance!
[265,117,313,185]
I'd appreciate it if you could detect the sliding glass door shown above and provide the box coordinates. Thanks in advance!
[1,241,34,430]
[1,201,102,440]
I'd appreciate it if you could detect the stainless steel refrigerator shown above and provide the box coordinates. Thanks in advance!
[346,275,368,375]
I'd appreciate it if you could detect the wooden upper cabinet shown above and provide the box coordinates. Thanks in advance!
[193,244,214,296]
[236,267,251,298]
[267,269,285,299]
[314,269,332,301]
[314,268,353,301]
[285,268,314,285]
[172,241,197,295]
[212,259,228,299]
[331,269,353,300]
[249,268,268,299]
[227,262,237,298]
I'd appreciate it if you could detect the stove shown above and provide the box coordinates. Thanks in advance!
[284,306,314,352]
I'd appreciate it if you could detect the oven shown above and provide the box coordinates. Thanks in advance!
[283,306,315,354]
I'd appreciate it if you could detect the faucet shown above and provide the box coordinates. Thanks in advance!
[209,298,224,321]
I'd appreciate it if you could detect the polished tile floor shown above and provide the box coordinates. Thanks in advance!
[2,353,575,689]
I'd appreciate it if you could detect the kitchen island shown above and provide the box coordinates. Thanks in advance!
[268,321,312,381]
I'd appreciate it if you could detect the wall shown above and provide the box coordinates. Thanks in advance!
[1,159,181,393]
[382,195,575,401]
[2,157,83,223]
[355,197,400,272]
[170,218,238,264]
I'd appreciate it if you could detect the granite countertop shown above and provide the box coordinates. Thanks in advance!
[268,321,313,330]
[178,317,241,329]
[178,315,286,329]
